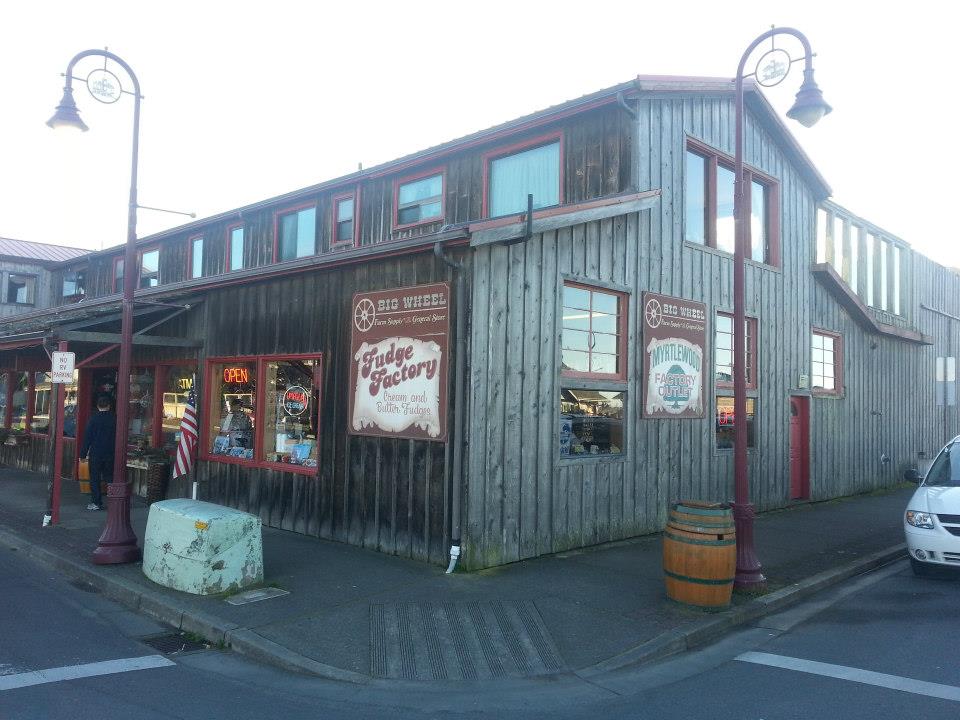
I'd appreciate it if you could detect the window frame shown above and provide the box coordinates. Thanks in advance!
[560,280,629,382]
[714,394,758,451]
[137,245,161,288]
[0,369,11,429]
[188,235,204,279]
[393,168,446,231]
[226,222,245,272]
[714,311,759,390]
[273,203,318,262]
[685,138,781,267]
[811,328,843,397]
[61,267,86,301]
[29,370,52,437]
[481,131,564,219]
[112,256,124,293]
[5,272,38,306]
[331,190,357,248]
[201,354,324,476]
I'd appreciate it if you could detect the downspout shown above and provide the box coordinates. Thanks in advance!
[434,240,466,573]
[616,91,640,191]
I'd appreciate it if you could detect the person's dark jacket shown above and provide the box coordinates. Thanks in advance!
[80,410,117,461]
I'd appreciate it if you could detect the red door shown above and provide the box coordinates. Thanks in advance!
[790,397,809,500]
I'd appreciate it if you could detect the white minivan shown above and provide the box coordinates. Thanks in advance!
[904,436,960,575]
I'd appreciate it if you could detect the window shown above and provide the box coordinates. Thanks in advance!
[113,257,124,293]
[127,368,156,446]
[190,236,204,279]
[139,248,160,288]
[228,224,245,271]
[10,372,28,430]
[561,283,627,380]
[715,396,756,449]
[160,364,197,451]
[205,355,323,472]
[332,194,355,246]
[486,137,561,217]
[62,371,79,439]
[62,269,86,299]
[924,441,960,487]
[395,172,443,227]
[0,372,7,428]
[715,312,758,388]
[560,389,624,456]
[6,274,36,305]
[812,330,842,395]
[276,206,316,261]
[685,140,779,265]
[31,372,51,435]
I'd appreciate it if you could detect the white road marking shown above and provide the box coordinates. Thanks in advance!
[0,655,175,691]
[736,652,960,702]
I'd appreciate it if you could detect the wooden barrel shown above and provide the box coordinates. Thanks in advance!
[663,501,736,609]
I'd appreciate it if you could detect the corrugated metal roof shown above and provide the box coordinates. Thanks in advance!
[0,236,90,264]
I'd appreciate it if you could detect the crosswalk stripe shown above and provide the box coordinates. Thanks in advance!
[736,651,960,703]
[0,655,175,691]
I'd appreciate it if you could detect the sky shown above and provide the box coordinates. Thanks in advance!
[2,1,957,269]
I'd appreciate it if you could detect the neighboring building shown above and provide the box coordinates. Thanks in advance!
[0,237,89,318]
[0,76,957,571]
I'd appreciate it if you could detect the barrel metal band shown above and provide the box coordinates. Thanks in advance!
[673,505,732,517]
[663,569,734,586]
[664,531,736,546]
[668,519,736,529]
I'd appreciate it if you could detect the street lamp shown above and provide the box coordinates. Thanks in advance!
[732,29,831,589]
[48,50,143,564]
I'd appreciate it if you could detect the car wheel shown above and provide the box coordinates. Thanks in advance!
[910,558,930,576]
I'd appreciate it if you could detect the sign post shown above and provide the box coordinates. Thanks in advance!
[47,344,72,525]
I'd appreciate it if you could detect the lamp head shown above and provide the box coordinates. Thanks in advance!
[786,67,832,128]
[46,86,89,132]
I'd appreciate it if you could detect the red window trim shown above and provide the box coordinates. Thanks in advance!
[201,354,324,476]
[481,131,564,218]
[187,234,204,280]
[330,190,357,248]
[273,202,318,263]
[393,167,446,231]
[560,281,629,382]
[715,312,759,390]
[811,328,843,396]
[685,137,781,267]
[137,245,161,288]
[112,256,124,294]
[226,222,245,273]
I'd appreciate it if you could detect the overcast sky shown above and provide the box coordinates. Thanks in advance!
[2,1,956,270]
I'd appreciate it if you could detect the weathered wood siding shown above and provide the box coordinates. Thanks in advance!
[0,261,56,317]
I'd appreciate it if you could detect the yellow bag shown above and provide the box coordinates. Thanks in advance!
[78,458,90,481]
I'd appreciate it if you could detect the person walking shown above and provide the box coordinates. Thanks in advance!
[79,395,117,510]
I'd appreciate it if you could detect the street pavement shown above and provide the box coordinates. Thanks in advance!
[0,466,916,690]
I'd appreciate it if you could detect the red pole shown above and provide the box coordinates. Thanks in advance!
[51,341,67,524]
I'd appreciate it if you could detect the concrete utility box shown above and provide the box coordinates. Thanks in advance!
[142,499,263,595]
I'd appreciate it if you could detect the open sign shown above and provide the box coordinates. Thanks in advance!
[223,367,250,384]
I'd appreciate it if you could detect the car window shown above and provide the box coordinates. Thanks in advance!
[924,442,960,487]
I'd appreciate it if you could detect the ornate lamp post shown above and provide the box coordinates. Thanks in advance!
[48,50,143,564]
[732,29,831,589]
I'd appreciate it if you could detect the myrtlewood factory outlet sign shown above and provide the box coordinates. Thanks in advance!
[349,282,449,441]
[642,291,706,418]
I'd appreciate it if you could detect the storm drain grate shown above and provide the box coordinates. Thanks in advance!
[370,600,564,680]
[140,632,210,655]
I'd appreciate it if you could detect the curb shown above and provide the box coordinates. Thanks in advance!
[576,543,906,679]
[1,522,906,686]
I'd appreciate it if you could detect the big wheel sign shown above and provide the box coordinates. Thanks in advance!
[348,282,450,441]
[642,292,707,418]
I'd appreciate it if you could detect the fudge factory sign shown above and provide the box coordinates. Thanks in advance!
[642,292,706,418]
[349,282,449,441]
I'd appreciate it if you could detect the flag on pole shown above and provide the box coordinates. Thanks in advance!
[173,381,199,479]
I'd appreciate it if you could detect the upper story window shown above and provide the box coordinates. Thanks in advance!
[277,206,316,261]
[812,330,842,395]
[485,136,561,217]
[6,274,36,305]
[332,193,355,246]
[685,139,780,265]
[395,172,443,228]
[113,257,124,293]
[715,312,758,389]
[138,248,160,288]
[561,282,627,380]
[228,225,245,271]
[190,236,204,279]
[62,269,85,299]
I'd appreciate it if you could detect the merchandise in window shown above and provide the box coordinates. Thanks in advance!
[487,139,560,217]
[559,389,624,456]
[396,173,443,226]
[128,368,156,448]
[261,359,320,467]
[561,283,625,379]
[161,365,198,450]
[277,207,316,261]
[10,372,28,430]
[208,361,257,459]
[715,396,756,449]
[7,274,36,305]
[30,372,51,434]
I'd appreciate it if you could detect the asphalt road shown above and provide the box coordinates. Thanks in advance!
[2,544,958,720]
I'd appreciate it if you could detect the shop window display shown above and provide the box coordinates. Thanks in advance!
[161,365,198,450]
[11,372,28,430]
[209,361,256,459]
[261,359,319,467]
[128,368,155,449]
[30,372,52,434]
[62,371,79,439]
[559,389,624,456]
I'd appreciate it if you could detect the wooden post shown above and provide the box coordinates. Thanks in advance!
[856,226,868,304]
[840,217,852,286]
[824,210,835,271]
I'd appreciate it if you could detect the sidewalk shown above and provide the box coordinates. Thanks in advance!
[0,467,909,685]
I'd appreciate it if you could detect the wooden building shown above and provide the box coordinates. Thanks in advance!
[1,76,957,570]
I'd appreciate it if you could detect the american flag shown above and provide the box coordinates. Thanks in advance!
[173,382,199,479]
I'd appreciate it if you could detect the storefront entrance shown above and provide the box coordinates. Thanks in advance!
[790,396,810,500]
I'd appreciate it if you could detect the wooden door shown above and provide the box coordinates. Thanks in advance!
[790,396,809,500]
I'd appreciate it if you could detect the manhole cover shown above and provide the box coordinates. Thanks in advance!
[140,633,209,655]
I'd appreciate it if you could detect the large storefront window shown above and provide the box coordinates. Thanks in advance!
[161,365,197,451]
[559,389,624,457]
[262,359,320,468]
[208,361,257,460]
[128,368,156,448]
[31,372,52,434]
[63,371,79,439]
[11,372,28,430]
[715,396,756,449]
